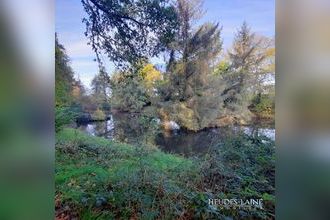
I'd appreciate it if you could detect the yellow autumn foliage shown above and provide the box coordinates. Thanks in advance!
[266,47,275,57]
[139,64,162,89]
[264,47,275,73]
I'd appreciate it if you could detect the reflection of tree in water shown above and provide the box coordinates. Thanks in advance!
[111,113,159,146]
[156,125,275,156]
[94,121,107,135]
[156,129,227,156]
[78,114,275,156]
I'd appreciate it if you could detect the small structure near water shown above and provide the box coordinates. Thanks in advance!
[163,120,180,131]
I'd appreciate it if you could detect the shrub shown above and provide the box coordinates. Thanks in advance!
[91,109,106,121]
[251,94,275,117]
[199,133,275,219]
[55,107,77,133]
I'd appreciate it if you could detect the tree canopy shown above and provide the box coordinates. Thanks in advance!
[82,0,179,67]
[79,1,274,130]
[55,33,75,107]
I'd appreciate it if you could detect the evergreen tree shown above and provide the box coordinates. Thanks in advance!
[91,67,110,110]
[158,0,225,130]
[109,70,149,112]
[223,22,272,120]
[81,0,179,67]
[165,0,222,101]
[55,33,75,107]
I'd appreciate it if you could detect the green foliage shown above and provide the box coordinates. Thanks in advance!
[80,2,275,131]
[110,71,149,112]
[167,22,223,101]
[223,22,257,114]
[56,128,275,219]
[77,0,275,131]
[108,63,162,114]
[55,34,75,107]
[91,67,110,111]
[82,0,179,66]
[55,2,276,219]
[55,107,78,133]
[91,109,106,121]
[158,20,225,130]
[55,35,88,133]
[200,132,275,219]
[110,112,160,146]
[55,34,89,130]
[251,93,275,118]
[214,60,230,76]
[159,73,227,131]
[56,129,197,219]
[221,22,275,123]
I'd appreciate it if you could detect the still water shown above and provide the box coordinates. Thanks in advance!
[77,113,275,156]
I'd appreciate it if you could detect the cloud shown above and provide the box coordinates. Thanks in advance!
[65,39,94,58]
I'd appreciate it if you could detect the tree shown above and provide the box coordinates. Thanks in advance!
[109,70,149,112]
[184,23,222,94]
[175,0,204,66]
[222,22,274,120]
[138,63,162,99]
[254,37,275,95]
[166,0,203,80]
[81,0,179,67]
[164,0,222,101]
[138,64,162,89]
[55,33,75,107]
[91,67,110,110]
[55,34,84,131]
[156,0,225,130]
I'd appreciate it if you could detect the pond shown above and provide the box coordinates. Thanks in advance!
[77,113,275,156]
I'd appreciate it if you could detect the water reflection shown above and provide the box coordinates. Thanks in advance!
[156,129,226,156]
[77,113,275,156]
[78,113,159,145]
[236,126,276,141]
[157,126,275,156]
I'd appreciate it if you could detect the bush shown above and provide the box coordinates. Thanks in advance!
[199,133,275,219]
[251,94,275,117]
[55,107,77,133]
[91,109,106,121]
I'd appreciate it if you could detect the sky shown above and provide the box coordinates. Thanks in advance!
[56,0,275,89]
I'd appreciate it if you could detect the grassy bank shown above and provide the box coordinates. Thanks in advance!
[56,128,275,219]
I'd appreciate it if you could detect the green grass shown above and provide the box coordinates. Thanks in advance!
[56,129,198,219]
[56,128,275,219]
